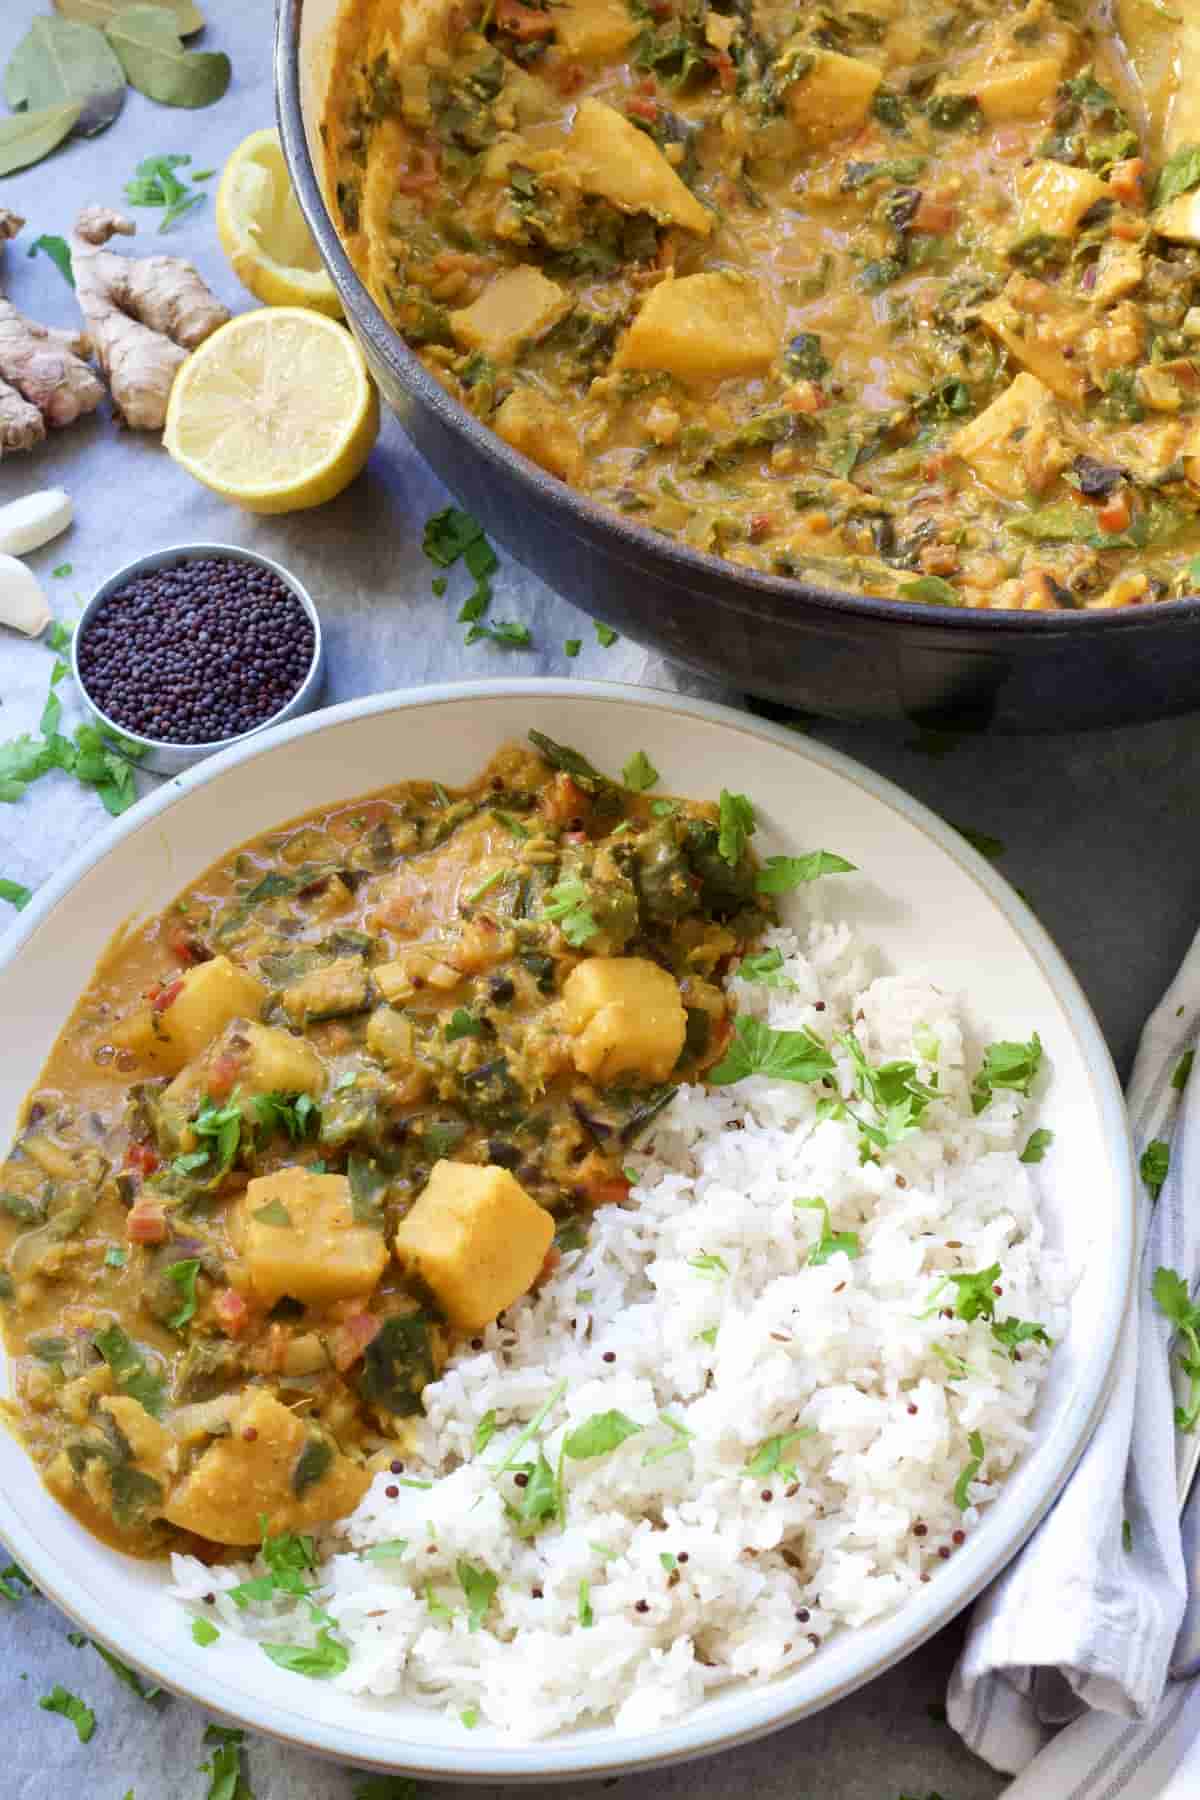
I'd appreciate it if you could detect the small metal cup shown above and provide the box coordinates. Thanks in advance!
[71,542,325,777]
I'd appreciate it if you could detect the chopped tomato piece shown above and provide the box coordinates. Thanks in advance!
[748,513,775,542]
[214,1288,250,1336]
[332,1311,383,1372]
[124,1142,160,1176]
[1097,490,1132,533]
[708,47,736,90]
[126,1200,168,1245]
[912,196,956,234]
[583,1173,633,1207]
[395,147,440,194]
[627,95,658,122]
[205,1050,242,1100]
[1108,158,1146,207]
[540,773,590,826]
[151,978,184,1014]
[495,0,555,39]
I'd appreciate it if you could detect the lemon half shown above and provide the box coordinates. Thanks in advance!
[217,128,341,317]
[164,308,380,515]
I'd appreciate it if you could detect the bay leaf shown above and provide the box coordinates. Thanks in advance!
[104,5,230,108]
[4,17,125,137]
[54,0,206,34]
[0,101,83,176]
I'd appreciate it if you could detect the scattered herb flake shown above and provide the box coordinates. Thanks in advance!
[1173,1050,1195,1093]
[1019,1128,1054,1164]
[709,1016,834,1086]
[191,1618,219,1646]
[564,638,581,658]
[38,1684,95,1742]
[594,622,618,647]
[970,1035,1043,1114]
[457,1558,498,1631]
[735,946,797,989]
[578,1578,594,1627]
[953,1429,986,1511]
[563,1410,643,1458]
[0,878,32,911]
[621,750,659,791]
[1141,1139,1171,1202]
[756,850,855,893]
[717,790,755,867]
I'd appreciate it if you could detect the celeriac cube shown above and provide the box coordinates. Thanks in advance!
[112,955,266,1076]
[393,1160,554,1330]
[613,273,775,383]
[234,1166,389,1305]
[562,955,687,1083]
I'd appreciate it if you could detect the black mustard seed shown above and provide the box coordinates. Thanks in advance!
[77,557,315,745]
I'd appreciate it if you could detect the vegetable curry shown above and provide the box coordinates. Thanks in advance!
[0,737,766,1558]
[325,0,1200,610]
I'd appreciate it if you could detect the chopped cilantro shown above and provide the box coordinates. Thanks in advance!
[1155,1265,1200,1430]
[1173,1050,1195,1092]
[563,1410,643,1458]
[540,874,598,946]
[1122,1518,1133,1553]
[953,1429,986,1511]
[38,1685,95,1742]
[756,850,855,892]
[564,638,582,658]
[578,1578,594,1627]
[446,1006,484,1040]
[717,790,755,866]
[105,1246,127,1268]
[594,622,618,647]
[465,619,533,649]
[641,1410,695,1465]
[261,1628,350,1678]
[734,946,796,990]
[743,1429,816,1479]
[362,1539,408,1562]
[165,1258,201,1330]
[0,878,31,911]
[687,1251,729,1279]
[192,1618,220,1646]
[970,1035,1043,1114]
[1020,1128,1054,1164]
[794,1196,861,1265]
[1141,1139,1171,1201]
[457,1558,498,1631]
[423,506,487,567]
[474,1410,498,1454]
[709,1016,834,1085]
[1155,144,1200,207]
[621,750,660,791]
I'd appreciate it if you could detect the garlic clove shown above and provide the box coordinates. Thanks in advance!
[0,489,73,558]
[0,554,51,637]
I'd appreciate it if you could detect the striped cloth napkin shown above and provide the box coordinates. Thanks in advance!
[946,926,1200,1790]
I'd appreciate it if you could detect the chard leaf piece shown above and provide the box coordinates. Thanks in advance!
[953,1429,985,1511]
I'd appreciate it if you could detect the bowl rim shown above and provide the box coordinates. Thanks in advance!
[0,677,1135,1781]
[274,0,1200,642]
[70,541,324,760]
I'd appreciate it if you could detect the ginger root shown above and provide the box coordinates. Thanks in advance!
[0,210,105,456]
[71,206,231,431]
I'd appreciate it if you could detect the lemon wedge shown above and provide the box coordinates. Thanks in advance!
[216,127,341,317]
[163,307,380,515]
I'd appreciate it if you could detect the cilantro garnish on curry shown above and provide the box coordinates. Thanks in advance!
[0,737,784,1557]
[324,0,1200,610]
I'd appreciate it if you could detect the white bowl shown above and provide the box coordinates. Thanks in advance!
[0,681,1133,1781]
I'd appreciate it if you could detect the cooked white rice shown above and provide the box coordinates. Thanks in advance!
[172,919,1067,1739]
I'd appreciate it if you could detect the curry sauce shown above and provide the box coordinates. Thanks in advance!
[324,0,1200,610]
[0,738,765,1558]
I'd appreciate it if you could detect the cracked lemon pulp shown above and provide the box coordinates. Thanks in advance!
[216,128,341,317]
[163,307,379,515]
